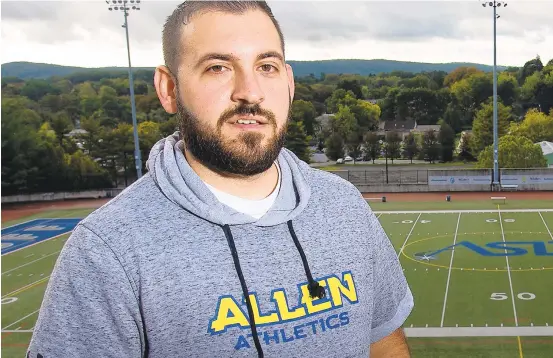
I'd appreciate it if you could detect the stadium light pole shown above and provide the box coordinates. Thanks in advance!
[481,0,507,188]
[106,0,143,179]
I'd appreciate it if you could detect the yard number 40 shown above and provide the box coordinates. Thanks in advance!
[490,292,536,300]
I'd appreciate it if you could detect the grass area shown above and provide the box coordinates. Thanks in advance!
[380,209,553,357]
[409,337,553,358]
[2,204,553,357]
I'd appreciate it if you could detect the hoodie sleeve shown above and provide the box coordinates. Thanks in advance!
[26,224,145,358]
[368,211,414,344]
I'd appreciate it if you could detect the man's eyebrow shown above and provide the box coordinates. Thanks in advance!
[256,51,284,63]
[195,51,284,68]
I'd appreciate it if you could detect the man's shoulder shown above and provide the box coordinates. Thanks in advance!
[305,166,363,199]
[79,173,171,239]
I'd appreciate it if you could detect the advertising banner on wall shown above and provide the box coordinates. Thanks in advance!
[500,174,553,184]
[428,175,492,185]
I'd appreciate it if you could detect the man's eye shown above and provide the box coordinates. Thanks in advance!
[208,65,226,73]
[260,64,277,72]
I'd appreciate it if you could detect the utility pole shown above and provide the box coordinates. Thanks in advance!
[106,0,143,179]
[481,0,507,188]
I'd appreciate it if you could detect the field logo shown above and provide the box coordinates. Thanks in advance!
[415,240,553,259]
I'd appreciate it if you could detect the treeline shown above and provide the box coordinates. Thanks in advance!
[291,55,552,166]
[2,56,552,195]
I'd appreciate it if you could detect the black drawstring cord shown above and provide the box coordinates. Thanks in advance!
[287,220,326,300]
[220,221,324,358]
[221,224,264,358]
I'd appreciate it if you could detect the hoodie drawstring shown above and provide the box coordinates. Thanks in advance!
[221,221,325,358]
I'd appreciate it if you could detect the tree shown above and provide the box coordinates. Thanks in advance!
[458,131,475,162]
[50,112,73,146]
[138,121,163,173]
[497,72,519,107]
[438,121,455,162]
[325,89,358,113]
[403,132,419,164]
[471,101,512,154]
[509,108,553,142]
[291,100,317,137]
[385,131,402,163]
[345,131,363,163]
[442,103,463,133]
[518,55,544,85]
[393,87,451,125]
[336,78,363,99]
[112,123,135,186]
[443,67,484,87]
[422,130,440,164]
[450,72,493,127]
[331,105,357,139]
[477,135,547,168]
[324,132,344,161]
[285,119,312,163]
[350,99,381,131]
[363,132,380,164]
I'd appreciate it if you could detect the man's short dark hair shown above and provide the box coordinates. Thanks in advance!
[162,1,286,77]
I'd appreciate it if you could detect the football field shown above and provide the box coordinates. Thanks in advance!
[2,204,553,357]
[379,207,553,357]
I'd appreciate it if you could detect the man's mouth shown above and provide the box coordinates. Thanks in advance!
[229,114,268,125]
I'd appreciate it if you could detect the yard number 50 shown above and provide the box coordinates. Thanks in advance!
[490,292,535,300]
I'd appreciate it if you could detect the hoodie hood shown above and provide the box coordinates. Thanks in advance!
[146,132,312,227]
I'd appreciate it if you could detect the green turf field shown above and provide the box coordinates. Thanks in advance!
[2,203,553,357]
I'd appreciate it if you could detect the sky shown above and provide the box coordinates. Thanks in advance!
[1,0,552,69]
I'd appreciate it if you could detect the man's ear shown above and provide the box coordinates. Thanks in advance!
[154,65,178,114]
[285,63,295,102]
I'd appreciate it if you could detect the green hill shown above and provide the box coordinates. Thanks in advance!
[1,59,508,80]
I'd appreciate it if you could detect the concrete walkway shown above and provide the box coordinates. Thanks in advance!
[405,326,553,337]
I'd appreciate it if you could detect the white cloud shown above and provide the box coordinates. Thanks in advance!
[1,0,552,69]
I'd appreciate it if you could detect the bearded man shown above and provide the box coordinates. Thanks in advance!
[27,1,413,357]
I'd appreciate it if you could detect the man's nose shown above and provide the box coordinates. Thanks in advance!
[231,70,265,105]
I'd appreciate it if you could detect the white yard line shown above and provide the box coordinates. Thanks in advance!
[374,209,553,214]
[1,329,34,333]
[497,208,518,327]
[538,212,553,240]
[2,309,40,330]
[440,212,462,327]
[2,250,61,275]
[376,213,382,219]
[405,326,553,337]
[398,213,422,258]
[2,276,50,298]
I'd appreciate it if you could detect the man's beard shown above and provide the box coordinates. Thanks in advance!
[176,98,290,177]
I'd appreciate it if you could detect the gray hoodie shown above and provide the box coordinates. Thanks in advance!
[27,132,413,358]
